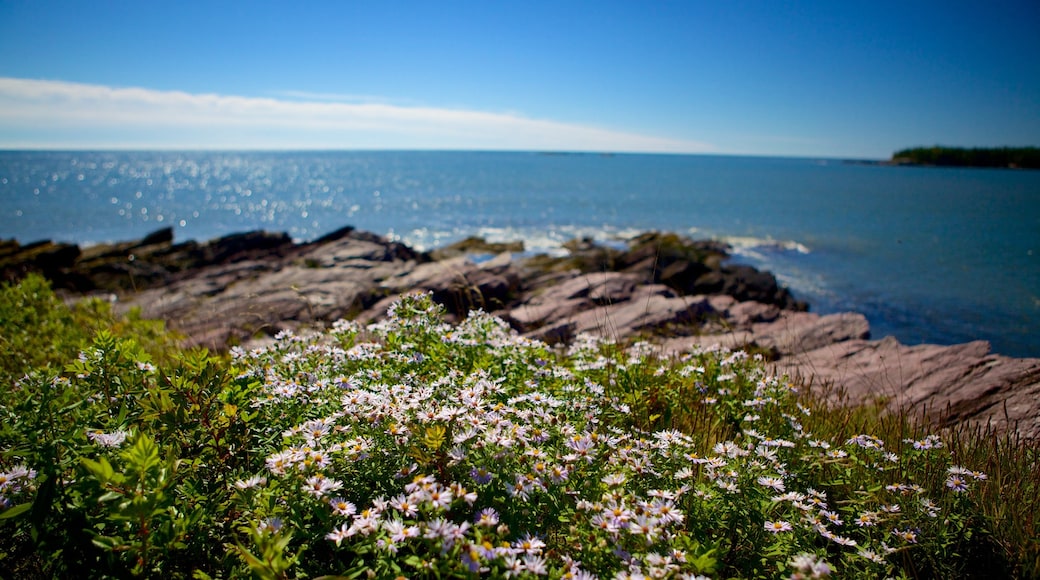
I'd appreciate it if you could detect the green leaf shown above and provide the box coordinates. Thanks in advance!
[0,502,32,520]
[232,544,269,574]
[122,434,161,472]
[81,456,116,483]
[92,535,126,551]
[98,491,123,503]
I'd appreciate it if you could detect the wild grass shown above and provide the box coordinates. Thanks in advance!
[0,276,1036,578]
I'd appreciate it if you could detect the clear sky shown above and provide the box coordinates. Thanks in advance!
[0,0,1037,157]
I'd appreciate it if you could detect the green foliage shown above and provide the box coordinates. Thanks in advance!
[0,273,178,392]
[0,273,90,387]
[0,286,1035,578]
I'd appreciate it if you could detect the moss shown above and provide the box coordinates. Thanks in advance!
[429,236,524,261]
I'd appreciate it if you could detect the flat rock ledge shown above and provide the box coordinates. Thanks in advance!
[5,227,1038,440]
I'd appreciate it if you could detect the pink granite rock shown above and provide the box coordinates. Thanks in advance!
[773,337,1040,439]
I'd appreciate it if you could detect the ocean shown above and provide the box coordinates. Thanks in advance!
[2,150,1038,358]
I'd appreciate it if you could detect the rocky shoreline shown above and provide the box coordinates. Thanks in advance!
[3,226,1038,440]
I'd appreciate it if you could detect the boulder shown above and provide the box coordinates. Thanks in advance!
[568,291,714,338]
[0,239,82,286]
[371,253,523,320]
[753,311,872,356]
[689,265,806,311]
[662,310,870,358]
[507,272,643,332]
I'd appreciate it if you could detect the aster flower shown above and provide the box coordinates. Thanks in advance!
[349,512,381,537]
[424,517,453,541]
[265,450,294,475]
[507,476,533,500]
[501,555,525,577]
[257,517,283,534]
[383,518,419,543]
[590,513,622,535]
[523,554,549,575]
[904,435,943,450]
[765,520,794,533]
[326,523,353,545]
[461,543,488,573]
[846,434,885,449]
[788,552,833,578]
[390,494,419,517]
[233,475,267,490]
[330,497,357,517]
[945,475,970,492]
[449,482,478,505]
[0,465,35,493]
[513,533,546,555]
[756,476,785,492]
[405,474,437,493]
[443,521,472,549]
[87,429,130,448]
[831,534,857,547]
[303,475,343,498]
[892,528,919,544]
[820,510,843,526]
[549,464,570,483]
[712,478,738,493]
[651,499,684,525]
[300,417,333,441]
[854,512,879,527]
[858,548,887,564]
[424,486,453,510]
[475,507,500,527]
[628,514,662,544]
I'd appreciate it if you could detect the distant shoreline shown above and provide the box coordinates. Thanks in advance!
[837,158,1037,169]
[882,145,1040,170]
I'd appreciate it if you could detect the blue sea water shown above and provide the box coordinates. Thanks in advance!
[2,150,1038,358]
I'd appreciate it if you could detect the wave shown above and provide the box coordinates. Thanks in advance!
[720,235,812,256]
[397,225,812,264]
[396,225,647,257]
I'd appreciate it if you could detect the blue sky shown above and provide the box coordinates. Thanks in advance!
[0,0,1037,157]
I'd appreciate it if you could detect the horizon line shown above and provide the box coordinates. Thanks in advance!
[0,146,887,161]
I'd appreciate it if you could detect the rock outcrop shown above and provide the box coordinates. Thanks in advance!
[114,227,426,348]
[774,337,1040,438]
[4,226,1038,440]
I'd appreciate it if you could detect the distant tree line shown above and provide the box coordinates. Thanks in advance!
[892,146,1040,169]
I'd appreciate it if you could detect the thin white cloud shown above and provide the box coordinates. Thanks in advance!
[0,77,712,152]
[271,89,421,106]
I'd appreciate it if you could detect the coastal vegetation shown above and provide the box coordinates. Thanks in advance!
[891,146,1040,169]
[1,276,1038,578]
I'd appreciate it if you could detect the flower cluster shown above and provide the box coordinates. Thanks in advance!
[215,294,993,577]
[87,429,131,448]
[0,464,36,509]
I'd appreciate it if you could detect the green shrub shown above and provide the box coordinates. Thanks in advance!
[0,289,1032,578]
[0,273,90,387]
[0,274,177,393]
